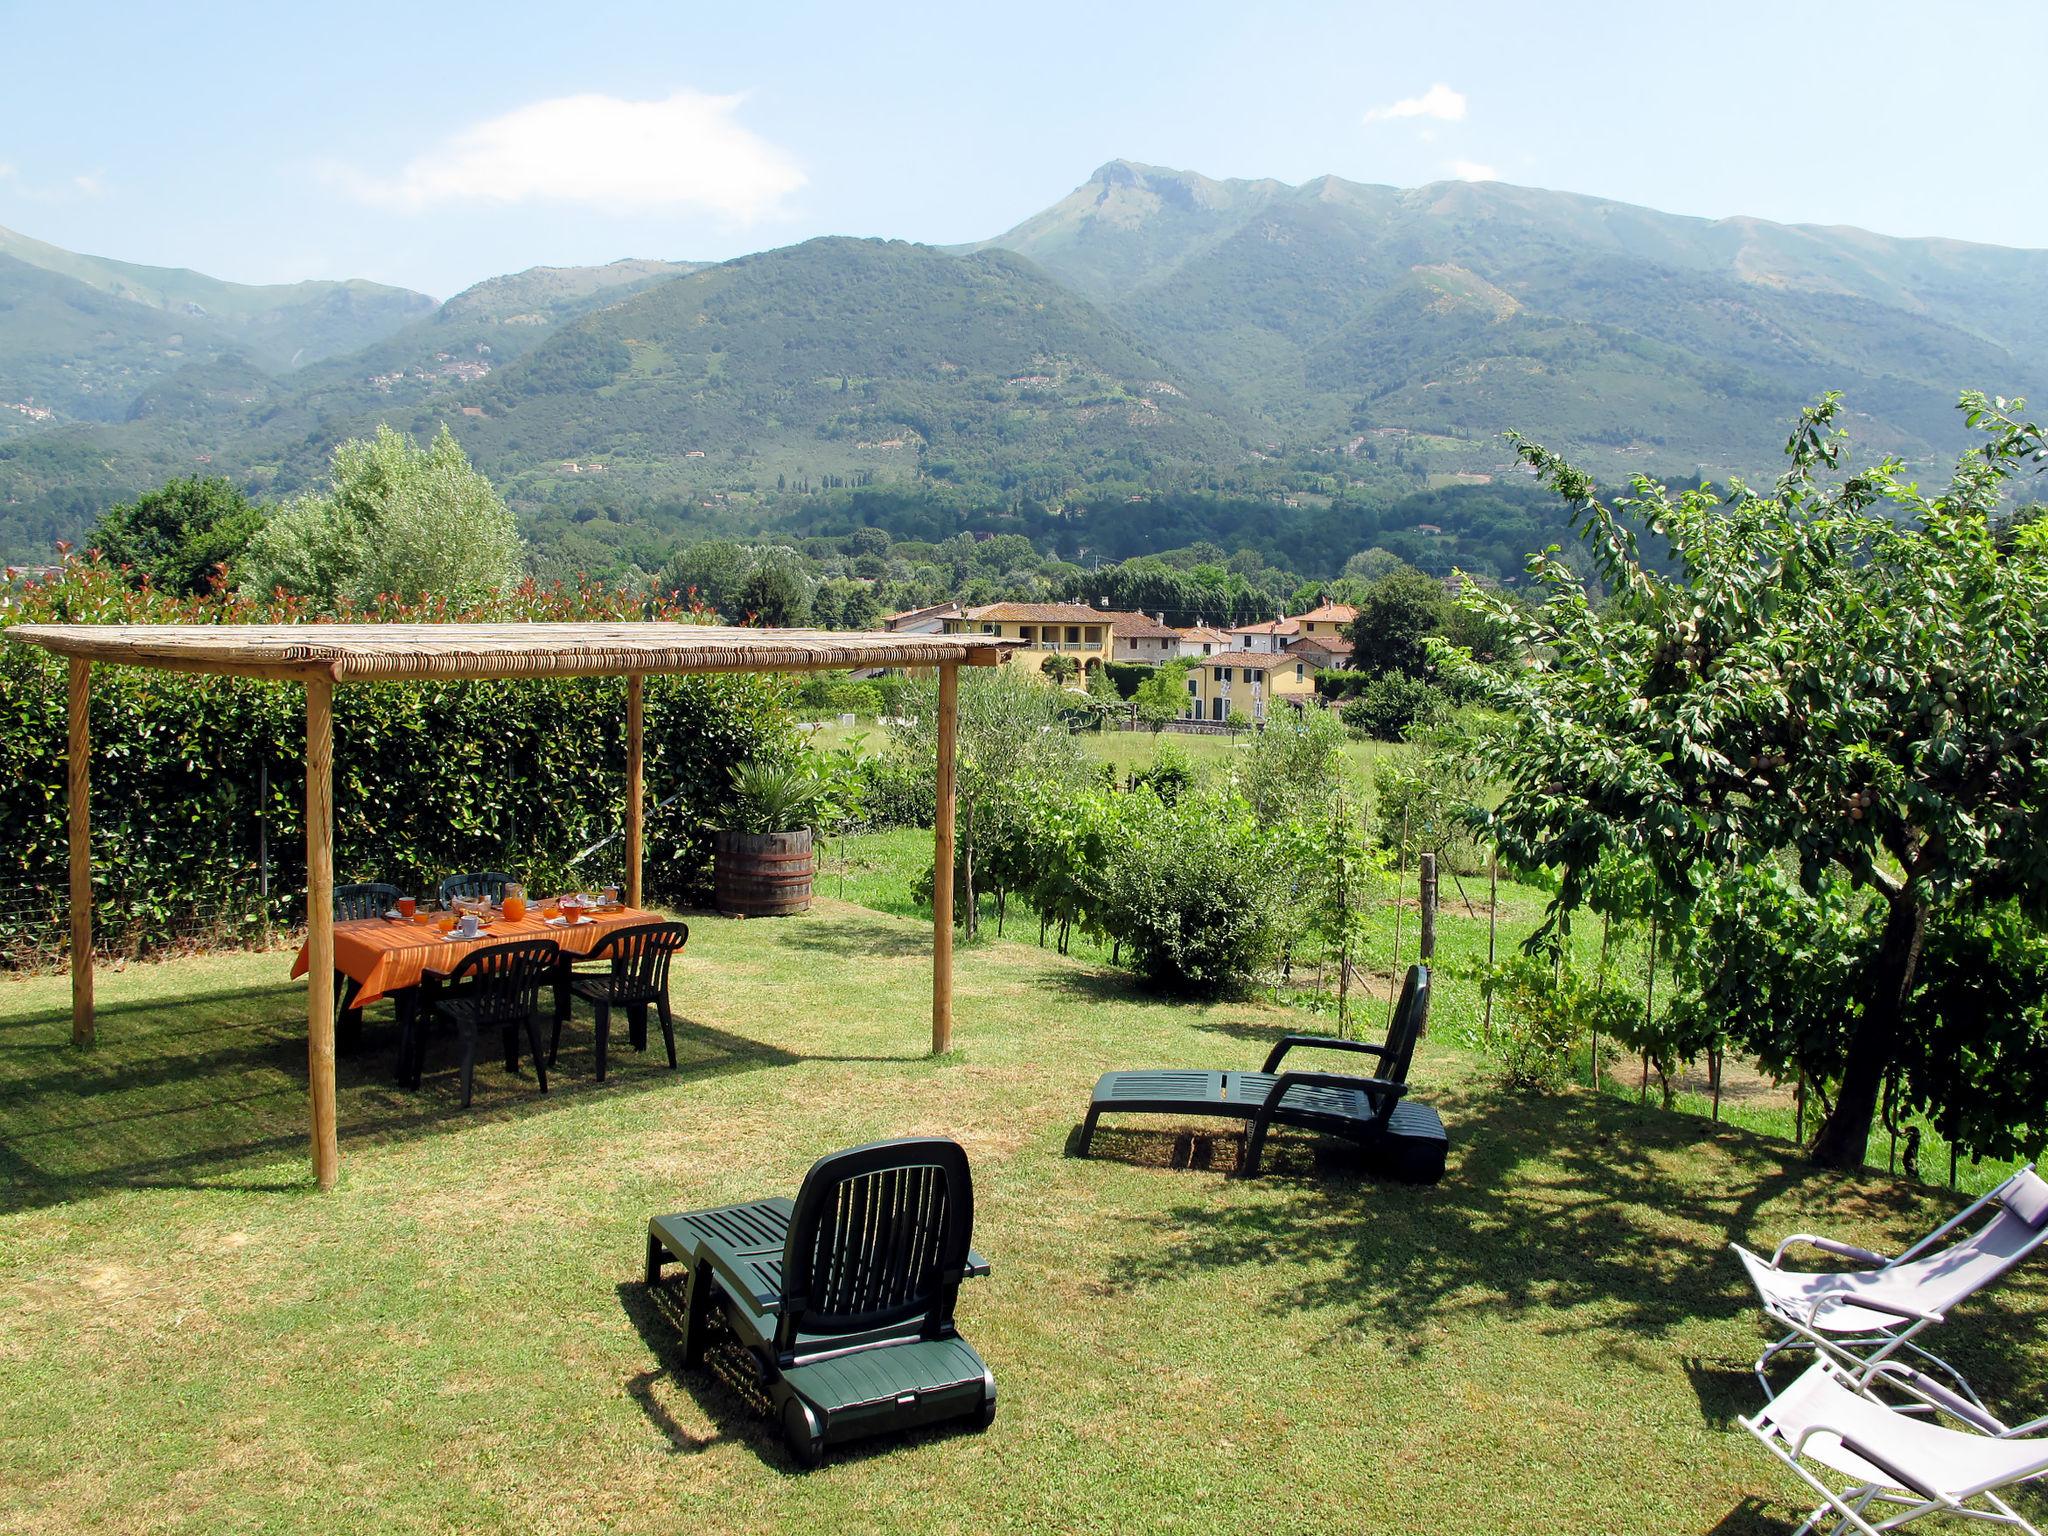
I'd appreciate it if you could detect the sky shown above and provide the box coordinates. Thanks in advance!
[1,0,2040,299]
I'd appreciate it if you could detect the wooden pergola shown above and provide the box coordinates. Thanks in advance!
[2,622,1013,1190]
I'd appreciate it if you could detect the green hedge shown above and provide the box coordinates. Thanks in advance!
[0,559,795,963]
[1102,661,1151,700]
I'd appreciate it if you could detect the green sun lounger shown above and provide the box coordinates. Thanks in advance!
[645,1137,995,1466]
[1079,963,1445,1181]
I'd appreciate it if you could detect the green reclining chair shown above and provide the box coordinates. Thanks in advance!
[1079,963,1445,1181]
[645,1137,995,1466]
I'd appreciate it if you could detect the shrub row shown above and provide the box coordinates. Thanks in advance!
[0,558,796,964]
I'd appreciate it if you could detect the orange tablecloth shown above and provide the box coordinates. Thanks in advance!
[291,906,663,1007]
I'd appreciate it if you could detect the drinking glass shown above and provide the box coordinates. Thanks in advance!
[397,896,416,920]
[502,882,527,924]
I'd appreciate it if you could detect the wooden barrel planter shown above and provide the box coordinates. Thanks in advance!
[714,828,814,916]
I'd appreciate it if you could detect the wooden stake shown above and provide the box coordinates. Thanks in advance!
[1418,853,1437,961]
[932,663,959,1055]
[67,658,93,1047]
[1594,914,1611,1090]
[1387,809,1409,1029]
[1641,912,1657,1105]
[305,677,338,1191]
[625,674,644,908]
[1482,846,1499,1046]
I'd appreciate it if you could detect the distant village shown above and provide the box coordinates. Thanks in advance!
[880,597,1358,724]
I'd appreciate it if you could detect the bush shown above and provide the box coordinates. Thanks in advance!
[1127,741,1196,806]
[856,752,934,829]
[1094,789,1287,996]
[0,555,795,963]
[794,671,882,717]
[1340,673,1448,741]
[1482,962,1622,1097]
[1102,661,1151,700]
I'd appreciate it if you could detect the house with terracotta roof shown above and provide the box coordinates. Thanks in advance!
[1288,633,1354,669]
[1228,615,1300,654]
[943,602,1115,676]
[881,601,963,635]
[1180,652,1320,724]
[1290,600,1356,639]
[1231,598,1356,660]
[1173,625,1234,660]
[1105,611,1181,664]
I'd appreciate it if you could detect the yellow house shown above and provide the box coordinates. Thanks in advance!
[1181,654,1319,724]
[944,602,1115,678]
[1290,600,1356,640]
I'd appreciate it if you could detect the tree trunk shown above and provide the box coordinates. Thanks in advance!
[1811,890,1928,1169]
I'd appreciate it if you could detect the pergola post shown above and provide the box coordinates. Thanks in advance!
[305,675,338,1190]
[932,662,959,1055]
[67,658,92,1047]
[625,674,644,908]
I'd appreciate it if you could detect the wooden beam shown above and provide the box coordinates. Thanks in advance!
[67,658,92,1047]
[932,662,959,1055]
[625,674,644,908]
[305,676,338,1191]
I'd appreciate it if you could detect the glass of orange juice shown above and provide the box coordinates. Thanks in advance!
[502,882,527,923]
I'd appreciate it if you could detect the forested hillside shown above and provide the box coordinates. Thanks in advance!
[1,163,2042,579]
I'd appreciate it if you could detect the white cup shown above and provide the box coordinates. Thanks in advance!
[457,914,481,939]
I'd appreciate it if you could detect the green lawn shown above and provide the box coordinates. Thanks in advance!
[2,899,2043,1534]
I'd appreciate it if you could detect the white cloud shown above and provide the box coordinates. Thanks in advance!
[0,162,15,180]
[339,90,804,221]
[71,172,104,197]
[1447,160,1499,182]
[1363,83,1467,125]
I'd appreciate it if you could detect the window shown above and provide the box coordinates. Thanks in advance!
[1066,626,1080,644]
[1296,663,1305,680]
[1215,666,1231,683]
[1248,669,1263,683]
[981,623,995,635]
[1084,626,1100,643]
[1186,678,1198,695]
[1211,698,1225,721]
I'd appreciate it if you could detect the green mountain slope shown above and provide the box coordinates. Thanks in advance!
[979,162,2048,473]
[440,237,1247,506]
[0,223,433,371]
[0,253,255,428]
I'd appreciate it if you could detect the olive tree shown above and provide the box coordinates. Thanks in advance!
[1441,392,2048,1167]
[241,424,524,607]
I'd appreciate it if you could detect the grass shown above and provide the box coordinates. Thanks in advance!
[2,897,2044,1534]
[805,717,1415,790]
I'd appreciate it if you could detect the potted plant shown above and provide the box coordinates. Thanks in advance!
[715,758,825,916]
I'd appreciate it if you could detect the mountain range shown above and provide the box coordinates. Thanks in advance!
[3,162,2044,564]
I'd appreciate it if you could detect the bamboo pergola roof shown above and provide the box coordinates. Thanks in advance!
[4,622,1015,681]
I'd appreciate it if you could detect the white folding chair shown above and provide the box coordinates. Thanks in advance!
[1742,1356,2048,1534]
[1733,1165,2048,1404]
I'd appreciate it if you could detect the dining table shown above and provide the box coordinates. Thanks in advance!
[291,901,665,1010]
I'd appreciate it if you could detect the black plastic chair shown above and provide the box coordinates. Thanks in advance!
[1080,963,1445,1180]
[410,937,560,1108]
[645,1137,994,1466]
[336,881,401,921]
[437,870,515,906]
[333,882,402,1052]
[551,921,688,1080]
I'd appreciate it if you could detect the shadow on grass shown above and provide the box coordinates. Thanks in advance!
[773,921,933,960]
[615,1278,991,1473]
[1701,1498,1790,1535]
[0,983,809,1214]
[1088,1082,2048,1412]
